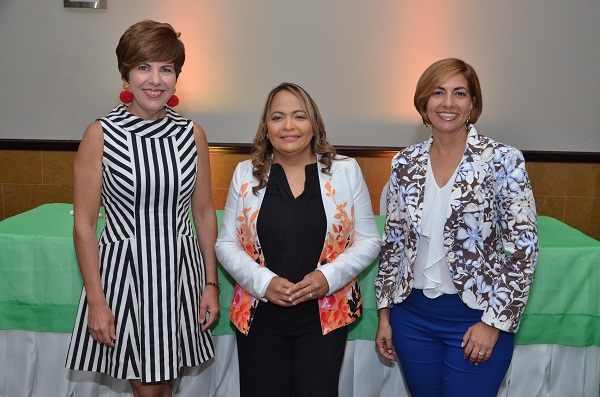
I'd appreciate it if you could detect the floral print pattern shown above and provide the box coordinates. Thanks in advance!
[375,126,538,332]
[317,180,362,334]
[229,182,262,335]
[229,169,365,335]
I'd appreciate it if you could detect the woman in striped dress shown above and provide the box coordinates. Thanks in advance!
[66,20,220,397]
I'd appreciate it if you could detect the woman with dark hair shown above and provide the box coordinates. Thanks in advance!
[375,58,538,396]
[66,20,219,397]
[216,82,381,397]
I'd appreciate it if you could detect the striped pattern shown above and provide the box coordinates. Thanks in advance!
[66,104,214,382]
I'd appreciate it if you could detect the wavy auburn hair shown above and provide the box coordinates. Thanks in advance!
[116,20,185,81]
[251,82,337,195]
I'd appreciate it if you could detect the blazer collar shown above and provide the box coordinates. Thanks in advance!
[415,125,485,166]
[463,125,494,165]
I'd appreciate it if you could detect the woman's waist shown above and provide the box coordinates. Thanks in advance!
[99,222,197,242]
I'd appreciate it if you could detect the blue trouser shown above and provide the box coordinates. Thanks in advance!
[390,289,514,397]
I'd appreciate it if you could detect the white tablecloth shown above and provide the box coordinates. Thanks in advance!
[1,330,598,396]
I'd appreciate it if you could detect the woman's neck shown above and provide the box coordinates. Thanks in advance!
[273,151,317,169]
[272,151,317,198]
[125,103,167,121]
[430,128,468,157]
[429,128,468,187]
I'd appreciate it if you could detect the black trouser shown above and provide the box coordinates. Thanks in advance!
[235,300,348,397]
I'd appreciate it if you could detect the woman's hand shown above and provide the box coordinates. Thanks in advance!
[199,285,220,332]
[265,276,295,307]
[375,308,396,360]
[87,302,116,348]
[287,270,329,305]
[462,322,500,364]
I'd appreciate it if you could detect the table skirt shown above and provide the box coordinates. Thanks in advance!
[1,330,597,397]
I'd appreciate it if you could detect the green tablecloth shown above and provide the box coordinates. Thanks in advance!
[1,204,598,346]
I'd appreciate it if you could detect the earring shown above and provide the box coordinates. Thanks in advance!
[167,89,179,107]
[465,117,471,131]
[423,122,429,128]
[119,82,133,104]
[167,95,179,107]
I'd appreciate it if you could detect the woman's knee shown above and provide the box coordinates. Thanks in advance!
[129,380,172,397]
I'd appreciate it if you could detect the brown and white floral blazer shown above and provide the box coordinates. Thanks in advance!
[375,126,538,333]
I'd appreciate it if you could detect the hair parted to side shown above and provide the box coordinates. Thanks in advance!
[116,20,185,81]
[251,82,337,195]
[414,58,483,126]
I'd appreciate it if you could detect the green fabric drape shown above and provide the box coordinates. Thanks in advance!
[1,204,598,346]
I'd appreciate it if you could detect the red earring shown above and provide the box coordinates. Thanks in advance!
[119,82,133,104]
[167,93,179,107]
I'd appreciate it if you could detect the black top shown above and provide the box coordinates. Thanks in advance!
[257,162,327,284]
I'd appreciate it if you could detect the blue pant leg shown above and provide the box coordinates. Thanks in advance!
[390,290,515,397]
[390,293,444,397]
[442,328,514,397]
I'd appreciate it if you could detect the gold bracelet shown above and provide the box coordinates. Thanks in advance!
[206,281,221,290]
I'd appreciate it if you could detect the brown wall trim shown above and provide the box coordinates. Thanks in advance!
[0,139,82,151]
[1,139,599,163]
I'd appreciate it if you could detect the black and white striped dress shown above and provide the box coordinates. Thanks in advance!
[66,104,214,382]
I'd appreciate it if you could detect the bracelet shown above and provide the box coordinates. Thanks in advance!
[206,281,221,290]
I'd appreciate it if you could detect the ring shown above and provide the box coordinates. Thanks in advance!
[309,292,313,298]
[478,352,484,356]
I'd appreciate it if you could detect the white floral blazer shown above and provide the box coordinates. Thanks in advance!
[216,155,381,335]
[375,126,538,333]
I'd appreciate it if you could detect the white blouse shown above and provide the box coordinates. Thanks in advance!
[413,158,458,298]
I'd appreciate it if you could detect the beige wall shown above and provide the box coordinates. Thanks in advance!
[3,1,600,154]
[1,150,599,240]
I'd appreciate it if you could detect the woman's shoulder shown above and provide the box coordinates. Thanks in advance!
[392,140,428,166]
[329,154,360,172]
[82,120,104,141]
[99,104,128,122]
[234,158,255,176]
[77,121,104,160]
[165,106,194,126]
[472,130,524,162]
[224,159,257,192]
[330,154,353,164]
[238,158,254,168]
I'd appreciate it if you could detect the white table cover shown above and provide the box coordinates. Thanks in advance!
[1,330,597,396]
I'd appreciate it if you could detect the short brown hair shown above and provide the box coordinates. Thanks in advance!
[116,20,185,81]
[251,82,337,195]
[414,58,483,125]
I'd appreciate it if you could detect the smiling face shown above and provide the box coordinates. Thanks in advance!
[426,73,474,137]
[266,90,315,163]
[126,61,177,120]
